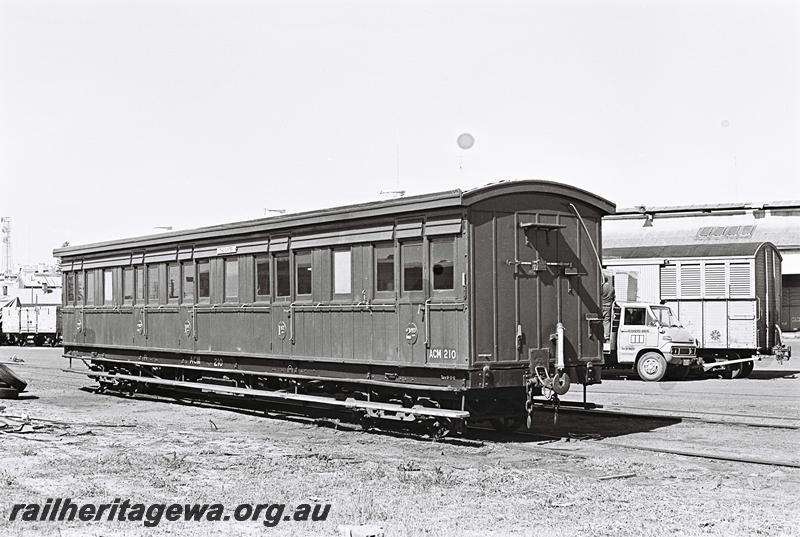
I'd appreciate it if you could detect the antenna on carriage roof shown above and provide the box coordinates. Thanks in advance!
[379,143,406,198]
[380,190,406,198]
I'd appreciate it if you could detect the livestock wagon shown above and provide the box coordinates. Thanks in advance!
[0,298,61,346]
[55,180,614,435]
[604,242,790,378]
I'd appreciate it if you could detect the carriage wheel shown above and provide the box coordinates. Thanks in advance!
[426,418,451,441]
[490,416,524,433]
[721,354,744,379]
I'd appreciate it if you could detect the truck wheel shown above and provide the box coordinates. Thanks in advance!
[667,365,689,381]
[637,352,667,382]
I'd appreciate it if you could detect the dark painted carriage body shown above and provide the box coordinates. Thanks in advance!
[55,181,614,420]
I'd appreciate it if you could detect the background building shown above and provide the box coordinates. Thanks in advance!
[0,264,62,305]
[604,201,800,332]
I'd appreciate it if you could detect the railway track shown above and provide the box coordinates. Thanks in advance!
[548,405,800,430]
[86,382,800,470]
[600,404,800,422]
[595,441,800,469]
[470,422,800,469]
[505,430,800,469]
[471,400,800,469]
[10,357,798,469]
[582,389,800,400]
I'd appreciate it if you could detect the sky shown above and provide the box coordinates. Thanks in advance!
[0,0,797,267]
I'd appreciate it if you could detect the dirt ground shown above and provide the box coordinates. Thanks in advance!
[1,346,799,537]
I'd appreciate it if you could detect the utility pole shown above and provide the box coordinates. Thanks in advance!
[1,217,12,277]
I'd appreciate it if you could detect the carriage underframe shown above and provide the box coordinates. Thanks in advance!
[62,348,601,438]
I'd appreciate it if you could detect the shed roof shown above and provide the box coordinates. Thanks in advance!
[603,219,800,251]
[611,200,800,216]
[604,242,780,260]
[19,272,61,289]
[54,180,615,258]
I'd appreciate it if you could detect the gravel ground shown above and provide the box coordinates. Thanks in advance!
[1,346,799,537]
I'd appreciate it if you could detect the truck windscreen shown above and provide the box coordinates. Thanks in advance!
[650,306,680,328]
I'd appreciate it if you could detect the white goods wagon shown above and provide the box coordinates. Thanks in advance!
[0,297,61,346]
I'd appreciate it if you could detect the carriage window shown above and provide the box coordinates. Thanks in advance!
[402,242,423,292]
[224,258,239,302]
[275,254,290,297]
[66,272,75,304]
[333,249,351,295]
[123,267,134,303]
[147,265,160,303]
[85,271,96,305]
[76,272,85,304]
[168,263,180,302]
[431,239,454,290]
[197,260,210,302]
[135,266,144,303]
[255,256,270,298]
[296,251,312,296]
[103,269,113,304]
[375,243,395,292]
[624,307,646,326]
[182,261,194,303]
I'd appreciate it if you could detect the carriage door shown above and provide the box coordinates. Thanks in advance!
[132,265,148,347]
[516,212,601,367]
[516,218,566,363]
[178,258,197,354]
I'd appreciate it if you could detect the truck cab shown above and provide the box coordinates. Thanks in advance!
[604,302,701,381]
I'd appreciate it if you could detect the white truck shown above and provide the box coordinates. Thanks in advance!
[603,302,701,381]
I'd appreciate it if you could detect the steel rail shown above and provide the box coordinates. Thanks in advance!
[582,389,800,399]
[597,441,800,469]
[470,426,800,469]
[600,404,800,422]
[542,406,800,430]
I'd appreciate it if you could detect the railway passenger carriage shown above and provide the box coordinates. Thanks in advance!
[55,181,614,435]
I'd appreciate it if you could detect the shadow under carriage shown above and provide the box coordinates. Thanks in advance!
[468,406,682,443]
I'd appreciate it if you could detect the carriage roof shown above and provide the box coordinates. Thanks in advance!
[54,180,615,257]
